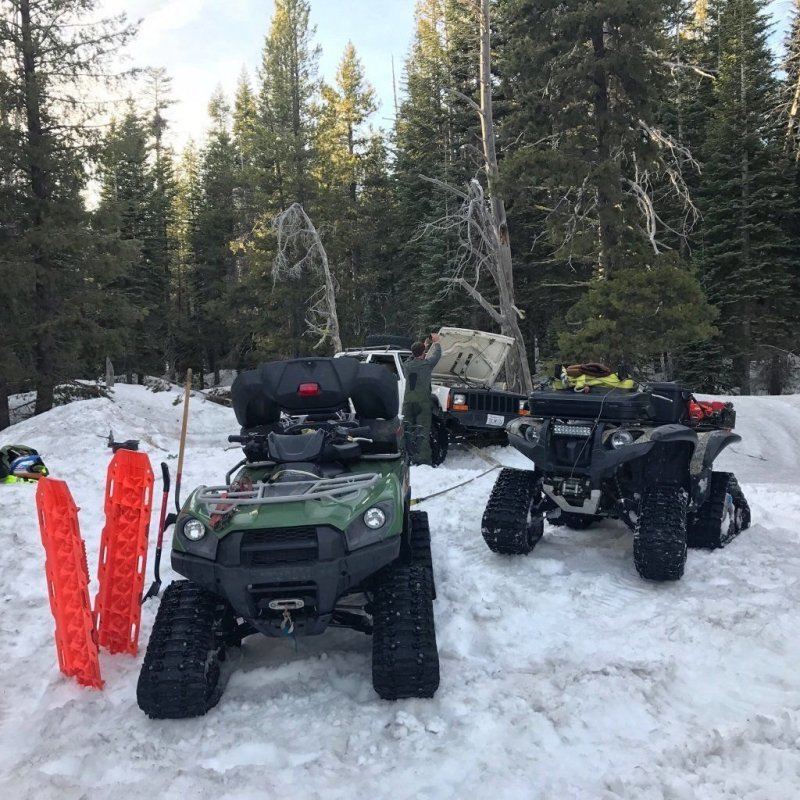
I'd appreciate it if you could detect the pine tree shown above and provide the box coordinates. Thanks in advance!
[190,88,237,385]
[355,133,405,339]
[698,0,798,393]
[0,56,33,427]
[232,70,260,280]
[782,1,800,161]
[315,42,380,343]
[0,0,136,412]
[170,141,202,374]
[393,0,481,335]
[96,105,165,380]
[243,0,323,359]
[257,0,320,208]
[498,0,715,367]
[143,67,177,371]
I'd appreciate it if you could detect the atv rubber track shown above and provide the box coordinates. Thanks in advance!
[137,580,226,719]
[633,486,688,581]
[372,564,439,700]
[407,510,436,598]
[688,471,751,549]
[407,511,433,568]
[481,468,543,555]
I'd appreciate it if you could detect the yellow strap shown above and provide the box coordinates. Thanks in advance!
[555,373,636,391]
[573,373,636,391]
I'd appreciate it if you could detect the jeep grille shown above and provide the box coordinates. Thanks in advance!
[464,391,520,415]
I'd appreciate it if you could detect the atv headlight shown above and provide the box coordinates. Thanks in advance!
[363,507,386,529]
[345,502,395,551]
[610,430,635,449]
[524,423,540,444]
[183,519,207,541]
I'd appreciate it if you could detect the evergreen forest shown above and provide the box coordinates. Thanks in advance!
[2,0,800,429]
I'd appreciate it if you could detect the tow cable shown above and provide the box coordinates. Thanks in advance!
[410,444,503,507]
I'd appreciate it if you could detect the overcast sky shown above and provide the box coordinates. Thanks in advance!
[99,0,794,153]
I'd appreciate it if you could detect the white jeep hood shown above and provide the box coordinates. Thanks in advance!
[433,327,514,387]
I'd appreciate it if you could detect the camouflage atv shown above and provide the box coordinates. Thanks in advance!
[137,357,439,719]
[481,382,751,582]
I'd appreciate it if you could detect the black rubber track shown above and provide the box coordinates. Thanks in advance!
[687,471,751,549]
[406,510,436,598]
[371,564,439,700]
[407,510,433,570]
[137,580,227,719]
[633,486,688,581]
[481,468,543,555]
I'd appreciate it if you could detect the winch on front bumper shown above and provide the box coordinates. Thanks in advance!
[543,476,603,515]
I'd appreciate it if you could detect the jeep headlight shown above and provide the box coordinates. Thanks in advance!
[453,393,467,406]
[363,507,386,529]
[610,429,635,449]
[183,518,207,541]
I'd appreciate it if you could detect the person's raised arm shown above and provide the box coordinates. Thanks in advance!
[425,332,442,366]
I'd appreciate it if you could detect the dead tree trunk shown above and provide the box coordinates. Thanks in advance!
[481,0,531,392]
[451,0,532,392]
[272,203,342,354]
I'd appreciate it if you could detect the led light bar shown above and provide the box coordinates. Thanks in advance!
[552,423,592,437]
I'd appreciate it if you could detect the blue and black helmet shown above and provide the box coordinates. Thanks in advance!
[10,453,48,475]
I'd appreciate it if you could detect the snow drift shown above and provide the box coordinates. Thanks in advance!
[1,385,799,799]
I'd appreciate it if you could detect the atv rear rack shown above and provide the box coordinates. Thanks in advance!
[196,472,381,510]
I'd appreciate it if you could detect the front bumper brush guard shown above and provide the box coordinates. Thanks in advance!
[195,472,381,511]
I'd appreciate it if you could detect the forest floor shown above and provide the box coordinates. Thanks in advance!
[1,385,799,799]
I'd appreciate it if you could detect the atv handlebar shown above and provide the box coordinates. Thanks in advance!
[229,421,372,445]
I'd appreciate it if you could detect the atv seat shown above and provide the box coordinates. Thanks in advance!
[268,429,326,462]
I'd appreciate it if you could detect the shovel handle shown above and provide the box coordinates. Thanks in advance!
[160,462,170,494]
[174,369,192,512]
[155,462,171,548]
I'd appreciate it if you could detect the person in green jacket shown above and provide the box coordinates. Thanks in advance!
[402,332,441,466]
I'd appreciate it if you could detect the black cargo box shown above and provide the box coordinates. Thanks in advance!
[528,382,695,424]
[645,382,692,424]
[528,388,654,421]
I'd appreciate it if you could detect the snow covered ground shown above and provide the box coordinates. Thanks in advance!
[1,386,799,799]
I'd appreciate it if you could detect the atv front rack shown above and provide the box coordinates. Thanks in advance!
[196,472,381,511]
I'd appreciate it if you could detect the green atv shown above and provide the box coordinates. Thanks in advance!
[137,357,440,719]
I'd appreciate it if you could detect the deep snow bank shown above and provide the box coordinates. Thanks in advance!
[0,387,798,800]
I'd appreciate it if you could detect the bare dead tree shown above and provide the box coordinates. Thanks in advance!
[430,0,533,393]
[271,203,342,353]
[420,178,531,375]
